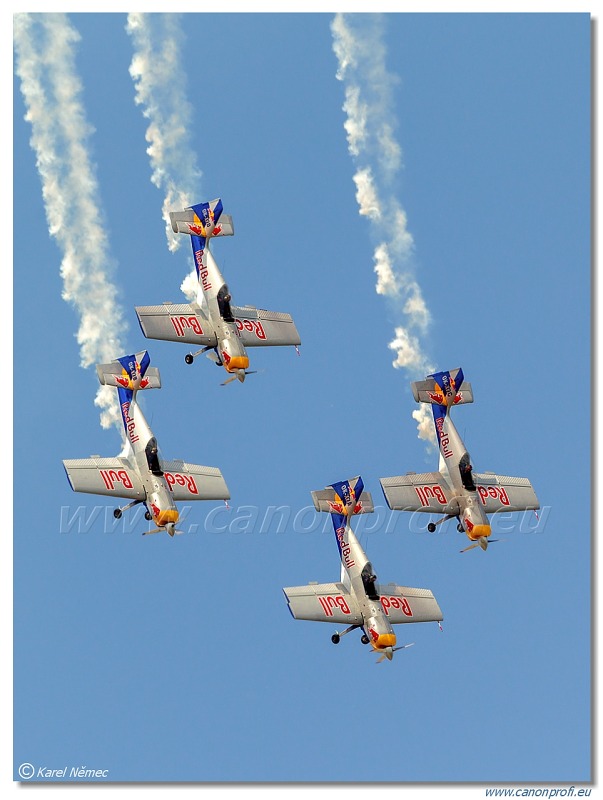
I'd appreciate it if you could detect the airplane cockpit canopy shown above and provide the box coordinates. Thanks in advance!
[459,451,476,491]
[217,283,234,323]
[361,562,379,600]
[145,437,163,476]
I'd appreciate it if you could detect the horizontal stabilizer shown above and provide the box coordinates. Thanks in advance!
[311,481,375,514]
[170,198,234,238]
[412,367,473,406]
[96,351,161,390]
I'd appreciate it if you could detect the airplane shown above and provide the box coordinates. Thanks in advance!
[135,198,301,384]
[283,476,443,662]
[63,351,230,536]
[379,368,540,552]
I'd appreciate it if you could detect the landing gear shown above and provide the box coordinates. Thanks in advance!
[113,499,141,520]
[144,511,152,521]
[457,523,464,533]
[361,635,370,645]
[426,513,457,534]
[331,624,359,645]
[185,345,215,366]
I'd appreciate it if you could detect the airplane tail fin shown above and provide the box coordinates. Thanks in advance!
[169,198,234,241]
[96,351,161,391]
[411,368,473,407]
[311,476,374,517]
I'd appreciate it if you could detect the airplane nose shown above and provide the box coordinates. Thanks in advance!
[469,524,491,541]
[374,633,396,649]
[154,509,179,527]
[226,356,249,372]
[166,523,176,537]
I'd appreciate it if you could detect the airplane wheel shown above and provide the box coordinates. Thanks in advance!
[427,523,436,533]
[361,635,370,645]
[184,354,194,365]
[457,523,464,533]
[145,511,152,521]
[113,509,122,519]
[331,634,340,645]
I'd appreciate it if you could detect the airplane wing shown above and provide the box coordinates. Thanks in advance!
[161,460,230,501]
[230,305,301,347]
[472,473,540,513]
[380,472,458,514]
[135,303,218,347]
[283,582,363,624]
[377,584,443,624]
[63,457,145,500]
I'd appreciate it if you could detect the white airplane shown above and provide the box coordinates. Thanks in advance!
[63,351,230,536]
[380,368,540,552]
[283,477,443,662]
[135,198,301,384]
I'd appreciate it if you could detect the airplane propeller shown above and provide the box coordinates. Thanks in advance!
[375,642,415,663]
[221,369,258,386]
[142,523,184,537]
[460,536,502,553]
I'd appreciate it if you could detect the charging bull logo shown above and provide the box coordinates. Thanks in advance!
[328,492,363,516]
[115,362,149,390]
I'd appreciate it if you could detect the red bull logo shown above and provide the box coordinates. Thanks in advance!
[335,526,355,569]
[435,416,453,459]
[188,223,205,236]
[428,388,462,406]
[120,401,139,444]
[193,247,212,292]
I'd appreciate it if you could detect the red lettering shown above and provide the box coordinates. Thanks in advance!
[477,485,511,507]
[380,596,413,617]
[165,472,199,495]
[100,469,133,491]
[171,316,205,338]
[415,485,447,507]
[235,318,267,340]
[318,595,352,617]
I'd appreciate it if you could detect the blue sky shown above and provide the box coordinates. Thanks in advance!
[11,9,592,795]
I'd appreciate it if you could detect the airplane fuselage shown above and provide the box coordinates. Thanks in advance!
[191,238,249,378]
[118,390,179,534]
[434,405,491,542]
[336,520,397,655]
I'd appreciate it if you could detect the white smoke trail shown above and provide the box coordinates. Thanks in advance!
[14,13,126,432]
[126,12,202,302]
[331,13,436,445]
